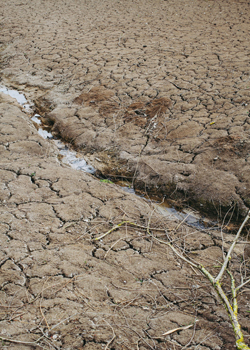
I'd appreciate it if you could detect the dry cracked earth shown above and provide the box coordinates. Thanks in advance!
[0,0,250,349]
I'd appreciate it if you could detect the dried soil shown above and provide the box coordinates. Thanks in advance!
[0,0,250,349]
[1,0,250,219]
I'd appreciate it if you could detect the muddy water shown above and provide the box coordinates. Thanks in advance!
[1,85,214,229]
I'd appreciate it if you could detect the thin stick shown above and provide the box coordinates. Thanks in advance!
[40,277,51,331]
[53,276,76,294]
[104,319,116,350]
[95,220,167,241]
[215,210,250,283]
[174,213,191,231]
[154,212,250,350]
[8,312,26,321]
[95,221,132,240]
[0,336,44,348]
[50,312,78,331]
[163,321,197,336]
[236,278,250,292]
[151,235,198,269]
[105,333,116,350]
[104,237,124,258]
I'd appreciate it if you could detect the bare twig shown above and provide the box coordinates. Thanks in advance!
[50,312,78,331]
[174,213,191,231]
[163,321,198,336]
[40,277,51,331]
[215,210,250,283]
[94,220,165,241]
[104,319,116,350]
[236,278,250,292]
[97,210,250,349]
[0,336,44,348]
[104,237,124,258]
[163,211,250,350]
[95,220,132,240]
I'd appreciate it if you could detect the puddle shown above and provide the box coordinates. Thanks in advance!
[31,115,54,139]
[155,204,212,229]
[0,85,31,110]
[115,181,136,194]
[31,114,42,125]
[120,186,136,194]
[54,140,95,174]
[1,84,215,229]
[38,128,53,139]
[35,122,95,173]
[31,114,53,139]
[114,181,213,229]
[31,115,95,173]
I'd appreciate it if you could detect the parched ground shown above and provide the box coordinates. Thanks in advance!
[0,0,250,349]
[1,0,250,218]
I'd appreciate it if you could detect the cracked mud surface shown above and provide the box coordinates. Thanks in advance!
[0,0,250,349]
[1,0,250,219]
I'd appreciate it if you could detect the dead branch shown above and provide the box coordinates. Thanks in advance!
[215,210,250,283]
[98,210,250,349]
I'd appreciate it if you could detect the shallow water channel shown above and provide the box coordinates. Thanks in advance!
[1,85,215,230]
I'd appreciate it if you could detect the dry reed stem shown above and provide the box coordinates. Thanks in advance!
[40,277,51,331]
[104,237,124,258]
[162,321,197,336]
[0,336,46,348]
[104,319,116,350]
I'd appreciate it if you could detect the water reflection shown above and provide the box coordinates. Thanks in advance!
[0,85,31,110]
[54,140,95,174]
